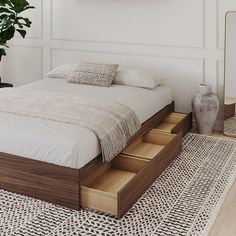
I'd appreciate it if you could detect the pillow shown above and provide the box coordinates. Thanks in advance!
[113,69,161,89]
[67,61,119,87]
[46,64,75,79]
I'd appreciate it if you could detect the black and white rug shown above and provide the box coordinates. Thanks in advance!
[1,133,236,236]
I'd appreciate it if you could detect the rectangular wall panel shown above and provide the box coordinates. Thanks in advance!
[52,0,204,48]
[52,48,204,112]
[1,46,42,87]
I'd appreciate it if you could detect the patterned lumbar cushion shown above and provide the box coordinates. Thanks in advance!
[113,69,162,89]
[67,61,119,87]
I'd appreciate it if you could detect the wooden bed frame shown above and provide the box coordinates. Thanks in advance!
[0,101,176,211]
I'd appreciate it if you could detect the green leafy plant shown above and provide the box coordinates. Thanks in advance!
[0,0,35,61]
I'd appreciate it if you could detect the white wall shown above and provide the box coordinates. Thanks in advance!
[1,0,236,122]
[225,12,236,98]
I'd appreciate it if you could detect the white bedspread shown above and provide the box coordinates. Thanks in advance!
[0,79,173,168]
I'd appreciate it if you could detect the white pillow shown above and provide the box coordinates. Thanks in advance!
[113,69,161,89]
[46,64,75,79]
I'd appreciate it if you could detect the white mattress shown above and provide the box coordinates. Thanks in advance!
[0,79,173,168]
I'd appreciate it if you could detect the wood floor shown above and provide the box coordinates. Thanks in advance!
[209,132,236,235]
[210,180,236,236]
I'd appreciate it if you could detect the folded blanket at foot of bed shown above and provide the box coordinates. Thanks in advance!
[0,89,141,162]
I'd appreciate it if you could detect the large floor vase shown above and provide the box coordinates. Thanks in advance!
[192,84,219,135]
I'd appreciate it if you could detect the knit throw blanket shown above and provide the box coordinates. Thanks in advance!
[0,89,141,162]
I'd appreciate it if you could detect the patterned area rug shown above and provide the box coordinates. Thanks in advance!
[1,133,236,236]
[224,116,236,136]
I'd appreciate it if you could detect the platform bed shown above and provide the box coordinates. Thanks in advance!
[0,102,192,218]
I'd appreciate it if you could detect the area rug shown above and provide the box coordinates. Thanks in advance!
[1,133,236,236]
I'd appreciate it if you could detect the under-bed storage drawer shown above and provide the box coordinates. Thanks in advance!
[80,155,156,219]
[81,130,182,218]
[122,130,182,178]
[154,112,192,136]
[122,130,182,161]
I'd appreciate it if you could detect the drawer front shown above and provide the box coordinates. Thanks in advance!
[122,130,181,162]
[156,132,182,178]
[171,113,192,136]
[155,112,192,137]
[117,132,182,218]
[122,130,182,180]
[118,161,156,218]
[80,155,152,218]
[154,132,182,164]
[80,187,118,215]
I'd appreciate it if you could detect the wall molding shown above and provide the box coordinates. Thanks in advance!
[2,0,227,114]
[50,47,206,71]
[50,0,206,50]
[51,47,206,61]
[216,0,223,50]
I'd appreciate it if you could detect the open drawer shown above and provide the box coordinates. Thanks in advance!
[122,130,182,178]
[80,154,156,219]
[122,130,182,161]
[154,112,192,137]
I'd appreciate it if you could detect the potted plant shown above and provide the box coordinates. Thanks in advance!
[0,0,35,84]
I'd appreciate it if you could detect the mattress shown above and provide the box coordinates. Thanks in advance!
[0,79,173,168]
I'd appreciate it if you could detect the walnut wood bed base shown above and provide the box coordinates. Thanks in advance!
[0,102,175,210]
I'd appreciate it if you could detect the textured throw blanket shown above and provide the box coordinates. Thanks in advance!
[0,89,141,162]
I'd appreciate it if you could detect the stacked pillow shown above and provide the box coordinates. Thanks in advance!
[114,69,160,89]
[46,62,162,89]
[46,64,74,79]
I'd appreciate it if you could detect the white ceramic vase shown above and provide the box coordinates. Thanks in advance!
[192,84,219,135]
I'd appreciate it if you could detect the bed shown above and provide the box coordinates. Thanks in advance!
[0,78,174,211]
[0,78,173,168]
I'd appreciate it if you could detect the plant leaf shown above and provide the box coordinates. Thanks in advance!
[0,7,14,14]
[10,0,31,13]
[0,0,10,7]
[0,26,15,41]
[15,16,32,27]
[0,48,6,55]
[16,29,26,38]
[24,5,35,11]
[0,48,6,61]
[0,14,9,20]
[15,22,24,29]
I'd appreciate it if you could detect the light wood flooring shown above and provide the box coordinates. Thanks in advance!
[209,132,236,235]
